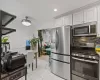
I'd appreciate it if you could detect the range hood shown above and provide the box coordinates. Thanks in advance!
[1,10,16,27]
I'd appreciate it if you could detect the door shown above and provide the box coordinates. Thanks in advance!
[56,27,64,54]
[73,26,89,35]
[64,26,70,55]
[73,11,84,25]
[84,7,97,23]
[50,28,57,52]
[51,59,70,80]
[72,57,98,79]
[50,27,64,54]
[50,26,70,55]
[50,27,63,53]
[56,26,71,55]
[72,74,87,80]
[63,14,72,26]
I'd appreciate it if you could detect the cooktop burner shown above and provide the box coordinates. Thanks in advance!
[72,51,99,60]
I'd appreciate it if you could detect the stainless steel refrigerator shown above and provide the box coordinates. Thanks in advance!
[50,26,70,80]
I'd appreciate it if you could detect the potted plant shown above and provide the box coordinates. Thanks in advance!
[2,36,9,43]
[30,38,39,50]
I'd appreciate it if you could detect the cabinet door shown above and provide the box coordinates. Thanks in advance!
[64,14,72,26]
[97,6,100,37]
[55,17,64,27]
[73,11,84,25]
[84,7,97,23]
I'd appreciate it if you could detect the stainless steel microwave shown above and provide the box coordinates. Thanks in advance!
[73,22,97,36]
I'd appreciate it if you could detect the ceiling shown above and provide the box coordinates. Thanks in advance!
[0,0,99,25]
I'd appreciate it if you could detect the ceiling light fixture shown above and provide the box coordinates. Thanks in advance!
[54,8,57,12]
[22,16,31,26]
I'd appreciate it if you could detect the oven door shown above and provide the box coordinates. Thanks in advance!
[72,74,87,80]
[72,57,99,80]
[74,26,89,36]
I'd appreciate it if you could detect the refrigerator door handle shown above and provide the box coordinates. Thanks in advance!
[56,29,59,50]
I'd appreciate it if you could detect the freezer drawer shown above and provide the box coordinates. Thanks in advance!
[51,59,70,80]
[72,74,87,80]
[51,53,70,63]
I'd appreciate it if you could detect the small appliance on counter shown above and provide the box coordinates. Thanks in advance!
[1,52,26,73]
[1,42,26,73]
[71,22,99,80]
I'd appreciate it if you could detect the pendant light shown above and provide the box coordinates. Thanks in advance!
[22,16,31,26]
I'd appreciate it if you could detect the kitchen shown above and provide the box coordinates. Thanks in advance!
[41,1,100,80]
[1,0,100,80]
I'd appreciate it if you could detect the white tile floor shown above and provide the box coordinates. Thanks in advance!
[19,56,64,80]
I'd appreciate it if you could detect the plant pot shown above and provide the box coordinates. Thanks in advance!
[31,44,37,50]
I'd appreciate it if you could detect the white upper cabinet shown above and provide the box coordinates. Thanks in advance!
[84,7,97,23]
[97,6,100,37]
[55,17,64,27]
[63,14,72,26]
[73,11,84,25]
[55,7,98,27]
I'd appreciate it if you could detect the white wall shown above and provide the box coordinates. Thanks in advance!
[34,19,55,37]
[5,18,37,52]
[37,20,55,30]
[1,10,55,53]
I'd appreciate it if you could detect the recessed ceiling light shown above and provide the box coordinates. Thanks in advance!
[54,8,57,12]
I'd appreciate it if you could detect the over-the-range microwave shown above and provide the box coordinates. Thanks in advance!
[72,22,97,36]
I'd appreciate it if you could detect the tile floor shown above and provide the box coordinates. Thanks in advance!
[19,56,64,80]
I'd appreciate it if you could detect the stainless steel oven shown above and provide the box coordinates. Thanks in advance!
[73,22,97,36]
[71,22,98,80]
[72,56,99,80]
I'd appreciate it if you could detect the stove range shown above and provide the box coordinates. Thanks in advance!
[72,51,99,60]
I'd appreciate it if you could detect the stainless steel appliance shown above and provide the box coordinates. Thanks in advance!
[50,26,71,80]
[1,52,26,73]
[73,22,96,36]
[71,22,99,80]
[72,51,99,80]
[73,36,96,48]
